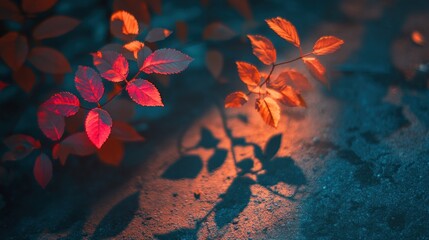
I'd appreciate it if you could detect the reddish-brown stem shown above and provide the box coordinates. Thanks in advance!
[246,52,313,96]
[100,70,143,107]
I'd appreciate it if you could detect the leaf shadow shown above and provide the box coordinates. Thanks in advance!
[161,155,203,180]
[207,148,228,173]
[91,191,140,239]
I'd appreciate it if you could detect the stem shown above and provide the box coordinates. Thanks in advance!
[100,70,143,107]
[245,52,312,96]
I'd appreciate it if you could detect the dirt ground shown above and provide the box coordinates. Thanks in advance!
[1,0,429,239]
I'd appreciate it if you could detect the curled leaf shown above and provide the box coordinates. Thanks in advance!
[265,17,300,47]
[75,66,104,102]
[313,36,344,55]
[85,108,112,149]
[110,10,139,41]
[111,121,144,142]
[37,106,65,141]
[255,97,280,128]
[145,28,172,43]
[33,16,80,40]
[141,48,193,74]
[126,78,163,106]
[225,91,248,108]
[43,92,80,117]
[28,47,71,74]
[247,35,276,65]
[92,50,128,82]
[236,61,260,89]
[33,153,52,189]
[302,57,327,84]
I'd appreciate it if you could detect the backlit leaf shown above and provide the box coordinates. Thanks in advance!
[247,35,276,65]
[75,66,104,102]
[22,0,57,13]
[33,153,52,189]
[411,31,425,46]
[123,40,145,60]
[3,134,40,161]
[126,78,163,106]
[203,22,236,41]
[255,97,280,128]
[85,108,112,149]
[13,66,36,93]
[33,16,80,40]
[92,50,128,82]
[236,61,260,89]
[136,46,153,69]
[225,91,248,108]
[0,32,28,70]
[43,92,80,117]
[37,106,65,141]
[313,36,344,55]
[265,17,300,47]
[28,47,71,74]
[111,121,144,142]
[269,69,311,92]
[141,48,193,74]
[110,10,139,42]
[96,138,124,166]
[267,86,306,107]
[113,0,150,25]
[303,57,327,84]
[145,28,172,43]
[205,50,223,78]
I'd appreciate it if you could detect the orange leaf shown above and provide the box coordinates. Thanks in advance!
[411,31,425,46]
[123,40,145,59]
[13,66,36,93]
[33,16,80,40]
[28,47,71,74]
[313,36,344,55]
[205,50,223,78]
[265,17,300,47]
[225,91,248,108]
[22,0,57,13]
[110,10,139,42]
[247,35,276,65]
[303,57,327,84]
[255,97,280,128]
[0,32,28,70]
[267,86,306,107]
[227,0,252,20]
[113,0,150,25]
[269,69,312,92]
[203,22,236,41]
[236,61,260,89]
[96,138,124,166]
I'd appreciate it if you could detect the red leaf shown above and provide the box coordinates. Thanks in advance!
[126,78,163,106]
[96,138,124,166]
[313,36,344,55]
[12,66,36,93]
[113,0,150,25]
[3,134,40,161]
[302,57,327,84]
[110,10,139,42]
[265,17,300,47]
[43,92,80,117]
[58,132,96,165]
[203,22,236,41]
[225,91,248,108]
[136,46,153,69]
[236,61,260,89]
[247,35,276,65]
[111,121,144,142]
[0,81,8,90]
[85,108,112,149]
[37,106,65,141]
[141,48,193,74]
[75,66,104,102]
[0,0,24,22]
[145,28,172,43]
[92,50,128,82]
[0,32,28,70]
[22,0,57,13]
[255,97,280,128]
[28,47,71,74]
[33,16,80,40]
[33,153,52,189]
[205,50,223,79]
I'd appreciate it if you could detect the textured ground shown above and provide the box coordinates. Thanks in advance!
[1,0,429,239]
